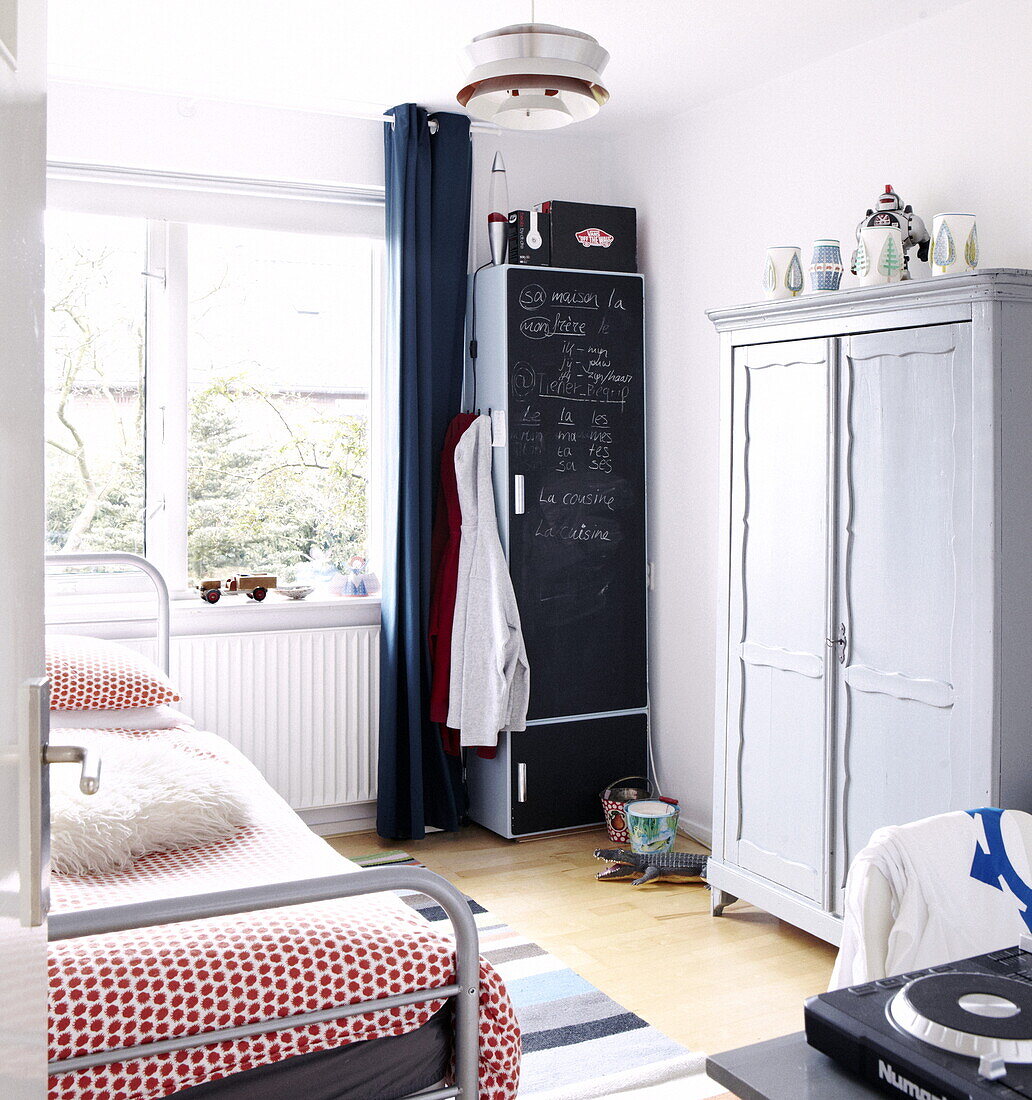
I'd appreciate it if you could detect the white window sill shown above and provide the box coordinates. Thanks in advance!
[48,591,381,641]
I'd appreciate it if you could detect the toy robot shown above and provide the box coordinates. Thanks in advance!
[850,184,930,280]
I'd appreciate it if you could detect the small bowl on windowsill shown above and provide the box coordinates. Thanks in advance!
[277,586,315,601]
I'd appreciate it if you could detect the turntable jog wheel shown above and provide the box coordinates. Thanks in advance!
[891,971,1032,1072]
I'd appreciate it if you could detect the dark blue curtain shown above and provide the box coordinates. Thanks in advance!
[377,104,472,839]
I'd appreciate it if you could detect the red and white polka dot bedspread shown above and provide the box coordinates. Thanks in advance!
[48,726,520,1100]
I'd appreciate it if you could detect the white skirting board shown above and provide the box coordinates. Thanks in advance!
[299,801,377,837]
[678,817,712,851]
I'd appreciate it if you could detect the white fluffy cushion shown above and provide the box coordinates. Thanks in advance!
[50,730,250,875]
[51,705,195,731]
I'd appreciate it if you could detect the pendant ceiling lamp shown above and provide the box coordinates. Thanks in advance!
[457,21,610,131]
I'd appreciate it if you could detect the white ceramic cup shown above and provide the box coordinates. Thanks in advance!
[931,213,978,276]
[854,226,904,286]
[763,246,804,300]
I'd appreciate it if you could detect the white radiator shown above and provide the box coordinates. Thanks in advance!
[169,626,379,813]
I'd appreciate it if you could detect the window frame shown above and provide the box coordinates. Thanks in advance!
[46,170,385,613]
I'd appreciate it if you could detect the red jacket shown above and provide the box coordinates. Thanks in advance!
[428,414,476,752]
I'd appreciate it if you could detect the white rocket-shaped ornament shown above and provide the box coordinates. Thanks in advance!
[488,151,509,265]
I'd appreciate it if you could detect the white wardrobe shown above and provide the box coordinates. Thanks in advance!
[707,270,1032,943]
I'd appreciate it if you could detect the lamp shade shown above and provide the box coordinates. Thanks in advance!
[457,23,610,131]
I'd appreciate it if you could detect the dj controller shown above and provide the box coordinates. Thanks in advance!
[806,944,1032,1099]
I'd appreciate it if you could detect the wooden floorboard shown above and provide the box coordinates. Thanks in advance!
[328,824,837,1058]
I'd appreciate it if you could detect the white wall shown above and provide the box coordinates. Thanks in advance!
[48,82,385,186]
[47,80,615,255]
[618,0,1032,842]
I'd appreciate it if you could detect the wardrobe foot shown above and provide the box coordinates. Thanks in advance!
[710,887,739,917]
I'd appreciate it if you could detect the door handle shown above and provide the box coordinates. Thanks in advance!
[19,678,105,928]
[516,762,528,803]
[44,743,102,795]
[514,475,525,515]
[826,623,848,664]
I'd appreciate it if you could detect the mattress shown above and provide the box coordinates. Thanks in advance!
[47,725,520,1100]
[173,1005,453,1100]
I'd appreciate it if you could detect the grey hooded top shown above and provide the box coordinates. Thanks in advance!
[446,415,530,745]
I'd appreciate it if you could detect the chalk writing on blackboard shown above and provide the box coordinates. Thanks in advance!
[506,268,645,719]
[518,284,546,310]
[511,362,536,398]
[520,314,588,339]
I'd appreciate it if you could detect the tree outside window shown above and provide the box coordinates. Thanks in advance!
[44,211,377,588]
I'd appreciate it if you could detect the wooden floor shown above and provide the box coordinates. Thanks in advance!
[328,824,837,1061]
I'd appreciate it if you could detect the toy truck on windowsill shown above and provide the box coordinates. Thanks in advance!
[195,574,277,604]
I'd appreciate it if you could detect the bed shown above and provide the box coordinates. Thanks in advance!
[44,553,520,1100]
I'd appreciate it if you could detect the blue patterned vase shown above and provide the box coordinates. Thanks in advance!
[809,239,844,291]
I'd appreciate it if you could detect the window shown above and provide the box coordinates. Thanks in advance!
[44,211,147,555]
[44,210,382,592]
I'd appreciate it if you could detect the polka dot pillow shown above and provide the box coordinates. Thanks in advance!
[47,634,180,711]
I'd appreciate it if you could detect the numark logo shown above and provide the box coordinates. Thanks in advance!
[878,1059,950,1100]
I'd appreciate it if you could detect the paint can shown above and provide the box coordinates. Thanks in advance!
[625,798,681,854]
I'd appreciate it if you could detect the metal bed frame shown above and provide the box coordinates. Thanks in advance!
[45,552,171,674]
[44,553,481,1099]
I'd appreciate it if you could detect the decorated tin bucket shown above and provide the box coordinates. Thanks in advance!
[600,776,651,843]
[625,797,680,854]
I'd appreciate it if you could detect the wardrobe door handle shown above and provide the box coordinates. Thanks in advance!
[514,475,525,515]
[516,762,528,803]
[826,623,847,664]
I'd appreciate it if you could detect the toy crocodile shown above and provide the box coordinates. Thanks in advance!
[594,848,708,886]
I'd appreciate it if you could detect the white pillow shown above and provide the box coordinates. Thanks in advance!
[50,730,250,875]
[50,705,195,731]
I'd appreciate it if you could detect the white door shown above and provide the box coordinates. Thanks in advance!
[833,323,981,900]
[0,0,49,1094]
[724,339,834,902]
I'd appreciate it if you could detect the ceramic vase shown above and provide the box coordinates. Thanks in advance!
[931,213,978,276]
[854,226,904,287]
[763,246,804,300]
[809,239,844,291]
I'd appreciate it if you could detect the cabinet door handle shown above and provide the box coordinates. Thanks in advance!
[514,475,525,515]
[516,762,528,803]
[826,623,847,664]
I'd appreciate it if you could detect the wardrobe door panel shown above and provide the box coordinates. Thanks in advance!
[725,339,832,902]
[834,323,977,895]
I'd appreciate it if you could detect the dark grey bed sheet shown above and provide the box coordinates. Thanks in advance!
[170,1006,452,1100]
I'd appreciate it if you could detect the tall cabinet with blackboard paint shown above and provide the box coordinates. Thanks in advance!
[465,265,648,838]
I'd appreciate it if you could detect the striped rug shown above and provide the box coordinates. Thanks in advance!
[353,851,716,1099]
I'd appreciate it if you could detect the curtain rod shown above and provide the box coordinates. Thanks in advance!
[380,113,501,135]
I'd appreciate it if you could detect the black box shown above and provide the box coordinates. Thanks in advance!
[507,209,550,266]
[536,200,637,272]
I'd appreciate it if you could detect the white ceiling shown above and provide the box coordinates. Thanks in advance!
[49,0,970,132]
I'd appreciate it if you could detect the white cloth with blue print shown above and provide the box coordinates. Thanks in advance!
[831,808,1032,989]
